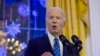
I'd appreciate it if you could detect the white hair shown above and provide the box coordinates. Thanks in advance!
[46,7,66,21]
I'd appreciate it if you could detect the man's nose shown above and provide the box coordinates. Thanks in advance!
[52,18,57,23]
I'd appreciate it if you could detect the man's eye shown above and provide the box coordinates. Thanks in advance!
[49,16,54,19]
[56,16,61,19]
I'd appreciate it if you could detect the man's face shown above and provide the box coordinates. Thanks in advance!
[46,9,65,35]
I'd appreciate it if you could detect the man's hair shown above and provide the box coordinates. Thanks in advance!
[46,7,66,21]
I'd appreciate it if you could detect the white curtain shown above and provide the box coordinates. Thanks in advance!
[89,0,100,56]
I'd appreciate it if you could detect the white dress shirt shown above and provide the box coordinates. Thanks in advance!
[47,32,63,56]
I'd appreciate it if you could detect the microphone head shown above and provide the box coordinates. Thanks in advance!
[71,35,83,52]
[71,35,82,44]
[59,35,66,41]
[59,35,70,46]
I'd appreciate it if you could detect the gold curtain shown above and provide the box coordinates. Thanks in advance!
[47,0,89,56]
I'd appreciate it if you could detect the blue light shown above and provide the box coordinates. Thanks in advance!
[5,0,22,5]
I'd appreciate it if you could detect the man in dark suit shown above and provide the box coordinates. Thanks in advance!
[25,7,70,56]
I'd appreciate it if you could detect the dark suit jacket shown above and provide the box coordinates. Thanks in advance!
[24,34,69,56]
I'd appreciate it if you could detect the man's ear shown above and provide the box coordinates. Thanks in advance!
[63,22,66,27]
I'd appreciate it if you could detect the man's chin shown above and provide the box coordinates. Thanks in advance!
[51,31,59,36]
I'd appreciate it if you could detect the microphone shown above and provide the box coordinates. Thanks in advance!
[59,35,77,56]
[59,35,82,56]
[59,35,73,46]
[71,35,82,52]
[59,35,69,46]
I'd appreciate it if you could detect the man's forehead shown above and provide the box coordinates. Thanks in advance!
[46,7,65,17]
[46,7,66,21]
[47,7,64,14]
[49,10,61,14]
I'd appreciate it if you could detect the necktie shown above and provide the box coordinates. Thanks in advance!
[53,38,60,56]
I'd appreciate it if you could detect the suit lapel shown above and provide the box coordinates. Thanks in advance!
[42,34,54,55]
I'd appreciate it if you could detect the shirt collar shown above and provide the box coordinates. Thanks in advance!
[47,32,55,42]
[47,32,60,41]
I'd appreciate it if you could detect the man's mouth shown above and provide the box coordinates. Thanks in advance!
[52,26,57,28]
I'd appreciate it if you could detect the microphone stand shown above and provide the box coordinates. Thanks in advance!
[66,42,75,56]
[63,40,82,56]
[59,35,82,56]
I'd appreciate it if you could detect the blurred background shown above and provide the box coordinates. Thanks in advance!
[0,0,46,56]
[0,0,100,56]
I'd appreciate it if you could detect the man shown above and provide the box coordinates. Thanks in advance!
[25,7,69,56]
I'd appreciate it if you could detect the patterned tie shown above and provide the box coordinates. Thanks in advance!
[53,38,60,56]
